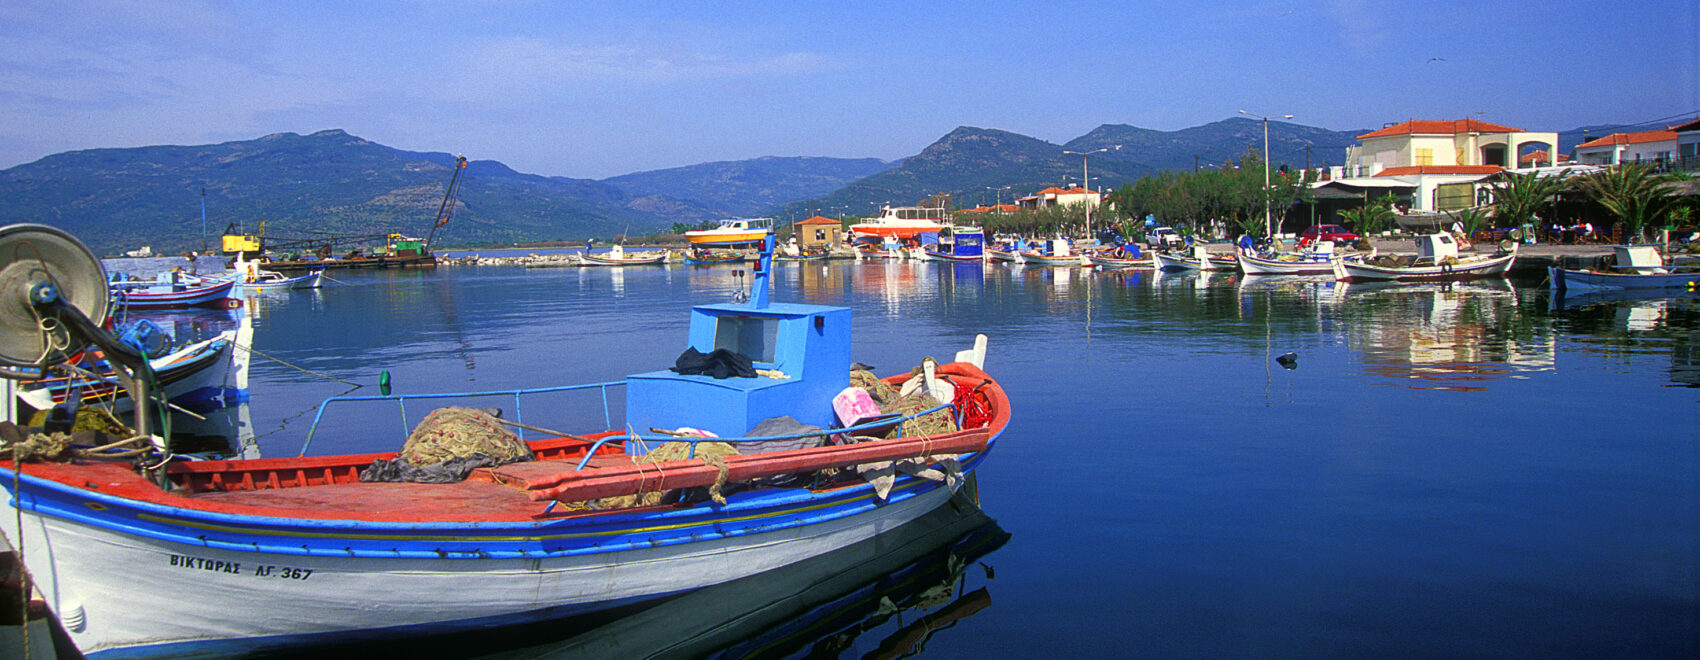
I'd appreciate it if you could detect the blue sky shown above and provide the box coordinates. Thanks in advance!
[2,1,1695,179]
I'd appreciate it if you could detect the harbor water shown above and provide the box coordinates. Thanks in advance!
[151,259,1700,657]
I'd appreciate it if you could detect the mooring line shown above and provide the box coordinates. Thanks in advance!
[233,343,362,387]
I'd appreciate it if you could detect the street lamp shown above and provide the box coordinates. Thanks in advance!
[1062,145,1120,237]
[1239,109,1293,238]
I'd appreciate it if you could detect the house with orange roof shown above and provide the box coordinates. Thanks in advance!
[1574,129,1678,166]
[1320,118,1561,215]
[1015,186,1101,211]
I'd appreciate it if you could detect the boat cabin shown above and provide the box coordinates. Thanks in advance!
[1614,246,1666,274]
[1415,233,1461,263]
[624,301,851,448]
[936,226,985,257]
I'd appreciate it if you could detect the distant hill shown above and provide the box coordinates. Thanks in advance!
[776,126,1152,219]
[776,119,1365,217]
[602,156,894,218]
[0,130,717,256]
[1067,117,1366,171]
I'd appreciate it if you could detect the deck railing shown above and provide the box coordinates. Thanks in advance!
[298,381,626,456]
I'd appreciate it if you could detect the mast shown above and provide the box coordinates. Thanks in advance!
[423,156,468,254]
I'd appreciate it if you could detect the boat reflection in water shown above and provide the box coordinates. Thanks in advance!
[254,490,1006,659]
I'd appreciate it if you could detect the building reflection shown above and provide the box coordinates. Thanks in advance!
[1340,281,1555,391]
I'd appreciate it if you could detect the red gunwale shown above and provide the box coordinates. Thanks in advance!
[0,364,1008,523]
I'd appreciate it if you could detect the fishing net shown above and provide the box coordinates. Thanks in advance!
[397,407,532,465]
[586,440,741,510]
[358,407,534,483]
[850,368,898,404]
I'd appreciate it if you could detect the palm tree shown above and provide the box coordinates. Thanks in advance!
[1573,164,1683,244]
[1340,193,1397,236]
[1487,170,1569,230]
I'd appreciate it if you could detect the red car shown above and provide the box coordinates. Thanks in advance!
[1298,224,1360,246]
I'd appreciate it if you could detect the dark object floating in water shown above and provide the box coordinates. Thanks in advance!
[1276,352,1298,370]
[852,361,877,372]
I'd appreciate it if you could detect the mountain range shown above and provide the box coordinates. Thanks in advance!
[0,116,1636,256]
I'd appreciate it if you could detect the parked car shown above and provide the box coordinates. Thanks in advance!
[1298,224,1360,246]
[1146,227,1183,248]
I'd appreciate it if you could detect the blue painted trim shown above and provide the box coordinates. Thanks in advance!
[0,447,993,560]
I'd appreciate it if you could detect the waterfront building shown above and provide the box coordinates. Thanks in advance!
[1319,119,1561,214]
[793,215,842,252]
[1575,129,1679,167]
[1016,186,1101,211]
[1676,118,1700,168]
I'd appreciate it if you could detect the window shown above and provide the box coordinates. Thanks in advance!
[713,315,779,363]
[1436,183,1474,212]
[1415,148,1434,166]
[815,229,826,240]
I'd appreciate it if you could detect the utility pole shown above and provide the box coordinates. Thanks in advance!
[1240,110,1294,237]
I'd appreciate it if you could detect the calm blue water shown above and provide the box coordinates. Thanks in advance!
[178,261,1700,657]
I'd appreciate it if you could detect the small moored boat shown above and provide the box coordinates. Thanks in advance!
[577,245,670,266]
[110,275,237,309]
[1154,245,1236,272]
[1548,245,1699,291]
[1333,233,1515,282]
[684,218,773,247]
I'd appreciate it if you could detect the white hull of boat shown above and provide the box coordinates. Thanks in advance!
[2,480,956,659]
[1153,253,1235,272]
[1236,250,1337,276]
[16,321,251,416]
[241,271,322,290]
[1334,253,1515,282]
[1548,266,1699,291]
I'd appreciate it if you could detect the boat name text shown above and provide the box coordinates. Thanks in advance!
[167,555,313,580]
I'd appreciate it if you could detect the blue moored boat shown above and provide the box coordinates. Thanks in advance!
[0,232,1009,659]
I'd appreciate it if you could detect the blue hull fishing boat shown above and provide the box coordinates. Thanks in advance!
[0,227,1009,659]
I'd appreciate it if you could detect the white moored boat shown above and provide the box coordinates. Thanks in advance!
[1333,233,1515,282]
[848,206,947,240]
[1548,245,1699,291]
[684,218,773,247]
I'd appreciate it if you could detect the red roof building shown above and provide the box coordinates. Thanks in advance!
[1575,129,1679,166]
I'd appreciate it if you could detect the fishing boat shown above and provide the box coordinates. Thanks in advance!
[684,218,773,247]
[1234,240,1362,276]
[1086,244,1152,270]
[847,206,947,239]
[0,227,1010,659]
[1153,245,1236,272]
[921,226,986,263]
[576,245,670,266]
[1015,239,1087,267]
[1333,233,1516,282]
[232,257,323,290]
[110,275,237,309]
[15,315,251,419]
[1548,245,1700,291]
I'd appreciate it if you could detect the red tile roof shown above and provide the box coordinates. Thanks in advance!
[1358,119,1524,139]
[795,215,839,225]
[1519,150,1568,164]
[1575,129,1677,149]
[1036,186,1097,195]
[1374,165,1503,177]
[1672,118,1700,133]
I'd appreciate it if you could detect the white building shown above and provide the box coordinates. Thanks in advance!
[1323,118,1561,213]
[1016,186,1101,210]
[1574,129,1679,166]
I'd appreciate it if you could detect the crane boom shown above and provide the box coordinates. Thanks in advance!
[424,156,467,253]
